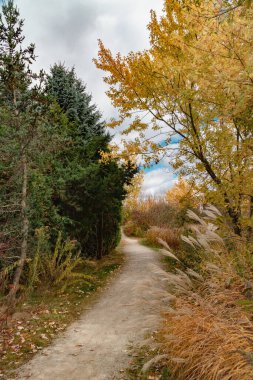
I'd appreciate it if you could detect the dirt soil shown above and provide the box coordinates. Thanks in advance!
[16,236,166,380]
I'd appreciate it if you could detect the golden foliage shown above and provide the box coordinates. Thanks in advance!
[146,226,181,250]
[94,0,253,234]
[124,171,144,212]
[166,179,199,208]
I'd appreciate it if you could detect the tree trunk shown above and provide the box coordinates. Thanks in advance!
[228,207,241,236]
[7,152,29,304]
[196,150,243,236]
[247,195,253,241]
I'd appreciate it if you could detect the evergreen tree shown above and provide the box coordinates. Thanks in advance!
[47,64,105,138]
[0,0,46,302]
[0,1,67,301]
[0,0,136,306]
[46,65,136,258]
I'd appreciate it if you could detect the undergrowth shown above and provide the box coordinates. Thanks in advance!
[127,204,253,380]
[125,344,172,380]
[157,206,253,380]
[0,249,124,378]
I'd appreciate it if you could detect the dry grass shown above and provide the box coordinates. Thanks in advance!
[146,226,181,250]
[123,220,144,238]
[124,203,253,379]
[163,296,253,380]
[124,198,181,235]
[163,261,252,379]
[155,206,253,380]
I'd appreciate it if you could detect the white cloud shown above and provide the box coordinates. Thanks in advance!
[15,0,163,120]
[141,169,176,198]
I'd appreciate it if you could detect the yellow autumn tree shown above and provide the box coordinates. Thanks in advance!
[94,0,253,236]
[166,179,199,209]
[124,171,144,213]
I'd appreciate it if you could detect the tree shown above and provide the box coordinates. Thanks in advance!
[166,179,199,209]
[66,159,136,259]
[46,65,137,258]
[94,0,253,236]
[47,64,106,139]
[0,1,68,302]
[0,0,48,302]
[123,171,144,218]
[0,1,136,305]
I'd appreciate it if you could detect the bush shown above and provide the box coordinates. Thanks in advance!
[124,198,181,231]
[123,221,144,238]
[145,201,178,228]
[146,226,181,250]
[27,229,92,292]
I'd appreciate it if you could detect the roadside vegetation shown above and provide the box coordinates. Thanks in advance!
[96,0,253,377]
[0,0,253,378]
[0,1,134,375]
[0,248,124,377]
[123,188,253,379]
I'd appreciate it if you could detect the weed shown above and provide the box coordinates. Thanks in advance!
[0,249,124,377]
[27,229,91,292]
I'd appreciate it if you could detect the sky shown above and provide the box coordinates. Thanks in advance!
[11,0,177,197]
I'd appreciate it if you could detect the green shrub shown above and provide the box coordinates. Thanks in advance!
[0,261,19,296]
[27,228,92,292]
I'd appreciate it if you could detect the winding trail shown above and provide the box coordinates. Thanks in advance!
[17,236,166,380]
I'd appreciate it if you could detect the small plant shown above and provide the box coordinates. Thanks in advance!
[28,228,92,292]
[0,260,19,295]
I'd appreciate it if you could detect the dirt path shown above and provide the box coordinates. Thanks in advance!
[17,236,166,380]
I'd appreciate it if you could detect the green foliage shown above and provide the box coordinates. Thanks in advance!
[0,0,36,99]
[0,1,135,303]
[46,64,137,259]
[28,229,91,292]
[0,1,54,302]
[0,260,19,295]
[46,64,105,139]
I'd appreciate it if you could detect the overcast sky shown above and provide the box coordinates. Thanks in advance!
[12,0,176,197]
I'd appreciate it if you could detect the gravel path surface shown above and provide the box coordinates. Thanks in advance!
[17,236,166,380]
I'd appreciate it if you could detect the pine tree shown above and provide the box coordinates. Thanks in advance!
[46,65,136,258]
[0,1,64,302]
[47,64,105,138]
